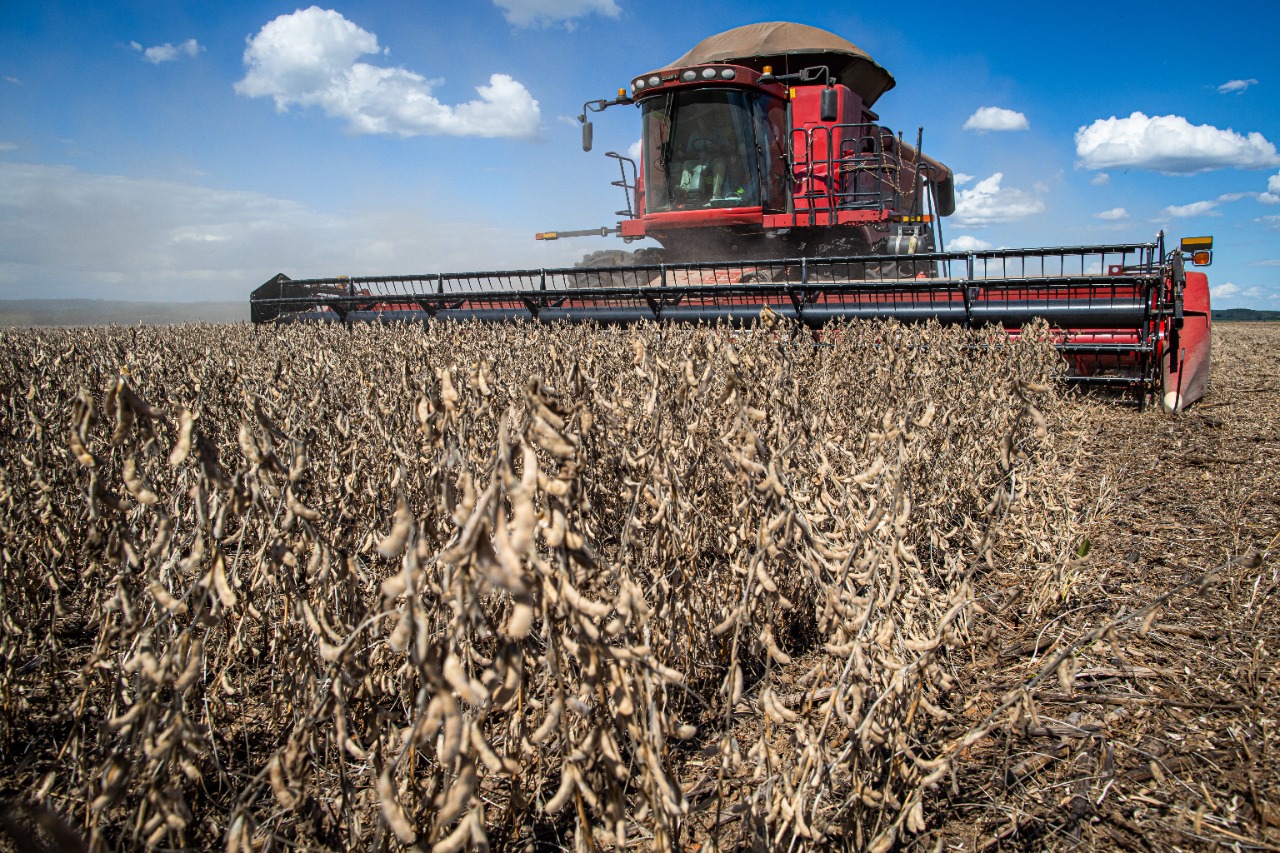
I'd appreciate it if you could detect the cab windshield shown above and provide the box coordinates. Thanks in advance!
[641,88,783,212]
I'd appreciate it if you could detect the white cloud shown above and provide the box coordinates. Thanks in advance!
[0,142,15,152]
[947,235,993,252]
[1075,112,1280,174]
[1159,192,1258,219]
[0,162,579,301]
[962,107,1029,132]
[1217,78,1258,94]
[1262,171,1280,203]
[1090,172,1110,186]
[3,76,19,85]
[1161,200,1223,218]
[952,173,1045,227]
[131,38,203,64]
[493,0,620,27]
[1094,207,1128,220]
[1209,283,1272,302]
[1258,215,1280,231]
[236,7,541,139]
[627,138,642,160]
[953,172,974,186]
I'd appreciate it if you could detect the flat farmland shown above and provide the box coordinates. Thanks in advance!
[934,322,1280,851]
[0,320,1276,852]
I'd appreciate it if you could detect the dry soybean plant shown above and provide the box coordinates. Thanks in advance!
[0,318,1085,851]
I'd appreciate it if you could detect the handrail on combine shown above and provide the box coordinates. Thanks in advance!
[790,123,904,217]
[253,242,1162,303]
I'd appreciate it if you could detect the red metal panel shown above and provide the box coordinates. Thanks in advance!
[760,210,890,228]
[836,209,890,225]
[791,84,856,212]
[1183,270,1210,314]
[1162,271,1211,411]
[641,207,764,230]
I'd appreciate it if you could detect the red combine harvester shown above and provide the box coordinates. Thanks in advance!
[251,22,1212,411]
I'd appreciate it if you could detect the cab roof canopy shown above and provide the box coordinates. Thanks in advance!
[656,22,896,108]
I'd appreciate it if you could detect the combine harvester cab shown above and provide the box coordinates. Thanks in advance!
[250,22,1214,412]
[581,21,955,262]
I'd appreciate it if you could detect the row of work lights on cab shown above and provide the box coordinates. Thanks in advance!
[633,66,741,91]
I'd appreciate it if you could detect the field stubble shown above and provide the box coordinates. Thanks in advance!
[0,319,1275,852]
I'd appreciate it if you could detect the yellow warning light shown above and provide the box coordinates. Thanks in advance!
[763,65,773,75]
[618,88,626,98]
[1181,236,1213,265]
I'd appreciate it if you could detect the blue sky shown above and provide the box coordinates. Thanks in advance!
[1,0,1277,307]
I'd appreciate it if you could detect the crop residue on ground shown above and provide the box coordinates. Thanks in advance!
[0,320,1276,851]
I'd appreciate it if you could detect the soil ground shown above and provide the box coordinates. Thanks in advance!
[926,322,1280,851]
[2,322,1277,852]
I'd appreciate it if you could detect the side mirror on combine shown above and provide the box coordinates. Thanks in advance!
[820,86,839,122]
[1181,235,1213,266]
[578,91,631,153]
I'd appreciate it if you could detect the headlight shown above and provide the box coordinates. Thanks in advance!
[721,68,736,79]
[681,70,697,82]
[647,76,661,87]
[633,78,644,90]
[701,68,716,79]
